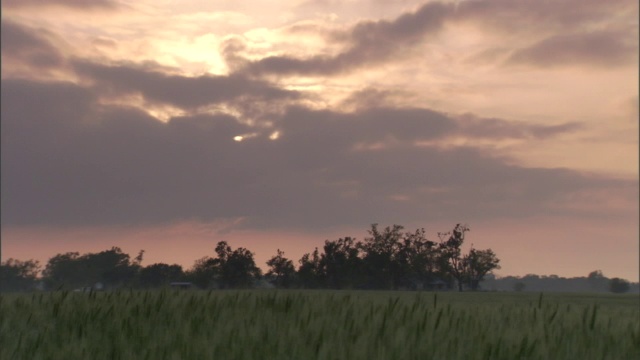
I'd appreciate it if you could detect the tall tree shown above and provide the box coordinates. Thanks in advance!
[587,270,607,291]
[185,256,218,289]
[437,224,470,292]
[609,278,630,293]
[224,246,262,288]
[0,258,41,292]
[138,263,184,288]
[210,241,262,289]
[320,237,363,289]
[396,228,438,289]
[297,248,323,289]
[42,247,142,290]
[83,247,141,288]
[465,248,500,291]
[361,224,404,289]
[266,249,296,288]
[42,252,84,290]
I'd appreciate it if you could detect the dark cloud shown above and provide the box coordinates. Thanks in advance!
[2,79,633,230]
[455,114,583,140]
[3,0,118,10]
[278,106,455,148]
[454,0,637,33]
[235,0,637,76]
[339,87,418,110]
[506,29,638,68]
[72,60,299,110]
[90,37,118,49]
[0,20,65,70]
[238,1,453,76]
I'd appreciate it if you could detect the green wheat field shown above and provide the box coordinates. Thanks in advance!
[1,290,638,359]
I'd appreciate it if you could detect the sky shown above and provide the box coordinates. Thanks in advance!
[1,0,638,281]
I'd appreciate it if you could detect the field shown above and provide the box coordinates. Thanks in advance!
[1,290,638,359]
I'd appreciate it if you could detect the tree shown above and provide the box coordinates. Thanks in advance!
[138,263,184,288]
[42,252,84,290]
[0,258,41,292]
[514,282,526,292]
[83,247,141,288]
[297,248,323,288]
[211,241,262,288]
[609,278,630,293]
[185,256,217,289]
[224,246,262,288]
[266,249,296,288]
[361,224,405,289]
[437,224,470,292]
[320,237,363,289]
[42,247,142,290]
[396,228,438,289]
[465,248,500,291]
[588,270,604,280]
[436,224,501,292]
[587,270,607,291]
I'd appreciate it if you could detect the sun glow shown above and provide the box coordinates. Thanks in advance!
[233,132,259,142]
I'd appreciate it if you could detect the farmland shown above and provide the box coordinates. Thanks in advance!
[1,290,638,359]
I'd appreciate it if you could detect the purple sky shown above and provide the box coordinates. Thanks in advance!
[2,0,638,281]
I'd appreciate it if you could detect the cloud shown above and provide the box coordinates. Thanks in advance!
[5,0,635,82]
[72,60,299,110]
[455,114,583,140]
[454,0,637,33]
[339,87,420,111]
[0,20,65,72]
[506,29,638,68]
[237,1,453,76]
[231,0,637,76]
[1,1,634,230]
[90,37,118,49]
[2,79,633,231]
[3,0,119,10]
[279,105,455,144]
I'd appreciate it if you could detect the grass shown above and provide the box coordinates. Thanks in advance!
[1,290,638,359]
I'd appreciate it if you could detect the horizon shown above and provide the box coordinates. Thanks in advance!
[1,0,638,282]
[3,221,638,282]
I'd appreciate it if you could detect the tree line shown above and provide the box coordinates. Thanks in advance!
[481,270,635,294]
[4,223,500,292]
